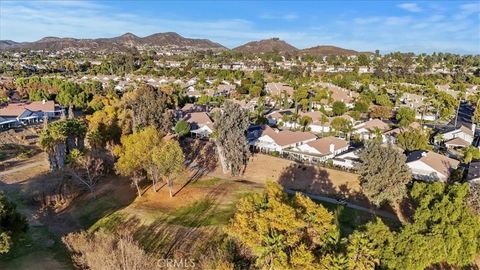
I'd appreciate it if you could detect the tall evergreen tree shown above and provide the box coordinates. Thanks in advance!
[213,101,250,176]
[358,141,412,206]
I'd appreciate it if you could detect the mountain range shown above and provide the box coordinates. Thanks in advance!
[0,32,226,52]
[0,32,367,56]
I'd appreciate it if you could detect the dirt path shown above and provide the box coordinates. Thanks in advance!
[206,154,401,220]
[0,159,46,176]
[0,154,74,269]
[284,189,399,221]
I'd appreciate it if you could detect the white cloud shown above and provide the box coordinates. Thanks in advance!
[353,17,381,25]
[0,0,478,54]
[398,3,422,13]
[259,12,298,21]
[385,16,412,25]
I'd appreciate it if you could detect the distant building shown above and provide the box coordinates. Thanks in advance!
[287,136,349,162]
[406,150,460,182]
[332,147,363,169]
[250,125,317,154]
[353,119,390,141]
[0,100,63,129]
[440,125,474,148]
[265,82,294,97]
[184,112,214,138]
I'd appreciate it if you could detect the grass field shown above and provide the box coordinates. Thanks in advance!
[0,225,73,270]
[0,151,394,269]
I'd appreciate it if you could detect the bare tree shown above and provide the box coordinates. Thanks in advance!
[67,149,111,194]
[63,231,155,270]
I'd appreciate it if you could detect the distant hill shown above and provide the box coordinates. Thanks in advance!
[299,45,368,56]
[0,40,19,50]
[0,32,227,52]
[233,38,299,55]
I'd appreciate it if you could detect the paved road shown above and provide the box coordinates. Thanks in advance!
[449,101,474,129]
[284,189,400,221]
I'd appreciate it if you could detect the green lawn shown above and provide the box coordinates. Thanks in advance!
[0,226,73,270]
[314,200,401,236]
[70,194,125,228]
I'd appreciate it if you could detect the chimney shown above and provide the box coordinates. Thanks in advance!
[42,99,46,104]
[329,143,335,154]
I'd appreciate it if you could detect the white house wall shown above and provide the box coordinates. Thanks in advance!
[407,160,446,181]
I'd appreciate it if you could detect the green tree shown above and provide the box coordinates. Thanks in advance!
[175,119,190,137]
[213,101,250,176]
[396,107,416,127]
[128,84,173,133]
[369,106,392,120]
[358,141,412,206]
[331,117,353,138]
[375,94,393,107]
[354,101,369,113]
[384,182,480,269]
[227,182,338,269]
[463,145,480,164]
[332,101,347,116]
[298,115,313,132]
[397,128,430,152]
[0,193,28,254]
[114,127,163,197]
[152,140,185,197]
[358,54,370,67]
[346,231,380,270]
[39,119,86,170]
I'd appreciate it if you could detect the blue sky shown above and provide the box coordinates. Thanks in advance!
[1,1,479,54]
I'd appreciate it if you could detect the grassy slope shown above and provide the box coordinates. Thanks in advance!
[83,177,394,260]
[0,191,74,270]
[0,226,73,270]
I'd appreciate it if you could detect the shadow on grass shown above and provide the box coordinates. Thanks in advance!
[88,182,241,260]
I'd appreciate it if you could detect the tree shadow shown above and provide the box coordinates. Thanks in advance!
[107,184,230,262]
[277,162,403,231]
[2,169,137,236]
[175,139,218,197]
[278,162,337,195]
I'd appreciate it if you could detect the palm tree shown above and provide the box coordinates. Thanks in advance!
[298,115,313,132]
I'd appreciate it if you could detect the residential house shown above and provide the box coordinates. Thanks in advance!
[217,84,236,96]
[288,136,349,162]
[308,114,354,134]
[265,82,294,97]
[353,119,390,140]
[406,150,460,182]
[383,122,422,144]
[399,93,436,121]
[0,100,63,129]
[184,112,214,138]
[266,109,295,126]
[314,82,359,109]
[250,125,317,154]
[466,160,480,183]
[439,125,474,148]
[332,147,363,169]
